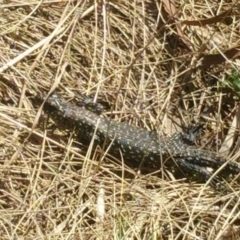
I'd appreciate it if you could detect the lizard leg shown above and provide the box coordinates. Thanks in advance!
[174,150,240,178]
[175,158,224,189]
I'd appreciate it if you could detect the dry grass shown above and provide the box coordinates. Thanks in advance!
[0,0,240,239]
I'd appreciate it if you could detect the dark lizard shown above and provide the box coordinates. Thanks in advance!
[38,93,240,188]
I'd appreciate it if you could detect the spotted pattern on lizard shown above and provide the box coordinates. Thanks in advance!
[38,93,240,187]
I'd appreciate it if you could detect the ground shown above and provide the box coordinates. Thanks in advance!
[0,0,240,239]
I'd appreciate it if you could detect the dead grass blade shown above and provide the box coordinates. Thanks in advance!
[0,1,240,239]
[220,104,240,155]
[0,26,66,74]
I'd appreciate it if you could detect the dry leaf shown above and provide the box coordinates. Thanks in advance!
[181,8,232,26]
[201,46,240,67]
